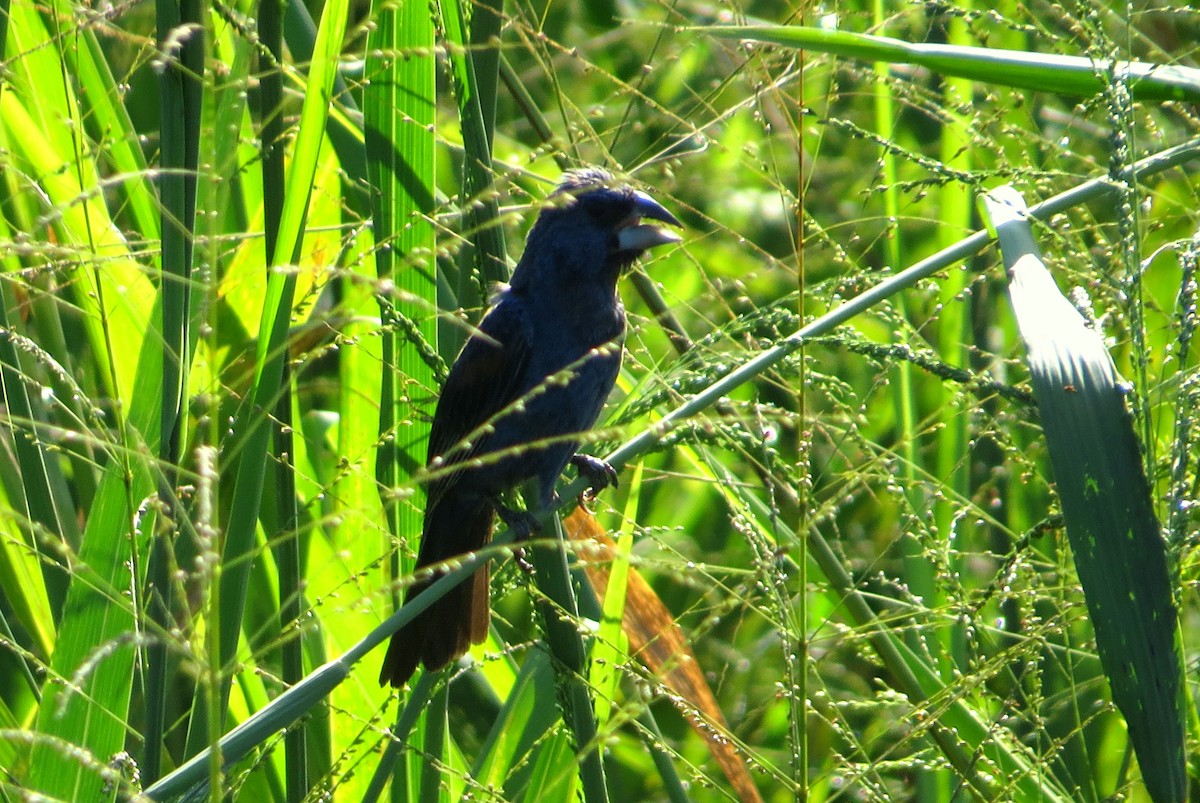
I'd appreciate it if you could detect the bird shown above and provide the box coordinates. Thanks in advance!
[379,168,682,688]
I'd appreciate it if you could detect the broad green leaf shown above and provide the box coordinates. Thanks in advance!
[984,185,1185,803]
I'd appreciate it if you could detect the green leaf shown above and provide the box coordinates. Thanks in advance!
[701,25,1200,102]
[984,185,1185,803]
[364,0,437,562]
[217,0,351,726]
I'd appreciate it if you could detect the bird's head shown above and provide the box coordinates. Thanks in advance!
[509,168,681,292]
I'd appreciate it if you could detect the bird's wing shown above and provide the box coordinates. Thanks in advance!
[425,300,532,495]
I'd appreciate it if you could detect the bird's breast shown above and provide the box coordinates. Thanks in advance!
[528,290,625,351]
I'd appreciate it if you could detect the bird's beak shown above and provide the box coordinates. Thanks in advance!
[616,190,683,252]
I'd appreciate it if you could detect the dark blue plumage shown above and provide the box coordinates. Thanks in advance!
[380,169,681,687]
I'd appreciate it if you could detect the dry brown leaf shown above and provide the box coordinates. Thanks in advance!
[565,507,763,803]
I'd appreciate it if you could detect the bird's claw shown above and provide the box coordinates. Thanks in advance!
[570,454,619,495]
[514,547,535,575]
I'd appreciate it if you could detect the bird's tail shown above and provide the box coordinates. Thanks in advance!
[379,493,493,688]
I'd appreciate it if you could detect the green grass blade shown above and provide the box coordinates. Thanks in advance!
[984,186,1185,802]
[5,3,163,794]
[527,510,608,803]
[364,0,437,578]
[145,0,204,784]
[265,0,348,273]
[362,8,439,792]
[364,4,439,793]
[28,312,163,798]
[0,42,152,406]
[701,25,1200,102]
[44,0,161,246]
[0,216,71,631]
[469,650,559,791]
[440,0,506,299]
[216,0,350,726]
[254,0,311,795]
[518,729,578,803]
[282,0,368,213]
[469,0,502,148]
[588,462,641,729]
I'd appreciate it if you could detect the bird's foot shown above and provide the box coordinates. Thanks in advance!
[570,454,619,497]
[493,499,542,574]
[494,499,542,540]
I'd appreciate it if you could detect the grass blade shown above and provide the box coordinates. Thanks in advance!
[145,0,204,783]
[215,0,350,727]
[440,0,506,301]
[363,0,438,792]
[527,509,609,803]
[363,0,437,585]
[983,185,1185,802]
[701,25,1200,102]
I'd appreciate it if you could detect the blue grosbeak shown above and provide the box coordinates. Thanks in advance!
[379,169,682,687]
